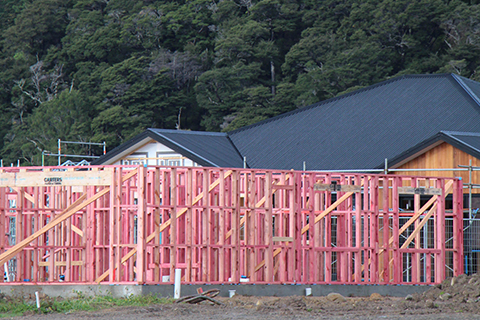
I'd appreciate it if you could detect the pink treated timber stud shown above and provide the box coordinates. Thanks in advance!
[0,165,463,285]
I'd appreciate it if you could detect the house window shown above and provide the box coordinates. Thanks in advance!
[156,152,184,166]
[121,153,148,165]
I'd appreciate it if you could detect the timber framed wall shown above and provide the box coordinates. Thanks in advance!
[0,165,463,285]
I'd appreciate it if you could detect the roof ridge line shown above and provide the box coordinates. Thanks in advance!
[148,128,227,137]
[228,73,450,135]
[451,74,480,108]
[226,135,247,168]
[440,130,480,137]
[153,131,220,167]
[441,131,480,154]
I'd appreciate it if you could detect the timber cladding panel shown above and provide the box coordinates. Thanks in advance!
[0,165,464,285]
[394,142,480,193]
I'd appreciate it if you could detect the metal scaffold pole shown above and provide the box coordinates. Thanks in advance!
[58,139,61,166]
[43,139,106,166]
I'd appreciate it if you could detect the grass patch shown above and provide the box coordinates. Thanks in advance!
[0,293,173,317]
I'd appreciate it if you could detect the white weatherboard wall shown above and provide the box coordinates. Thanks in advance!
[112,141,200,167]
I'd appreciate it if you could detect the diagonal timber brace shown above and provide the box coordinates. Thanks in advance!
[376,179,454,279]
[222,174,291,244]
[400,180,453,249]
[0,168,139,267]
[302,178,367,234]
[95,170,233,283]
[0,194,88,266]
[387,179,453,249]
[254,177,365,273]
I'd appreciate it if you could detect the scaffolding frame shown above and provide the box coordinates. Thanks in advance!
[41,139,106,166]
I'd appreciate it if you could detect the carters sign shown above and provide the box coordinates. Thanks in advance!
[44,177,63,185]
[0,169,112,187]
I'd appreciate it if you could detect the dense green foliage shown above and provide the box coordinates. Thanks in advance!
[1,0,480,165]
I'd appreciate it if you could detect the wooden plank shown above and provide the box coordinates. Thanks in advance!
[453,179,464,276]
[392,177,401,284]
[48,187,55,282]
[272,184,294,190]
[436,179,446,283]
[200,169,209,281]
[71,224,84,237]
[401,203,438,249]
[0,169,113,187]
[218,170,226,282]
[337,175,347,283]
[39,261,83,267]
[85,185,95,282]
[8,187,34,203]
[412,179,420,283]
[32,187,39,282]
[171,168,179,281]
[272,237,293,242]
[247,172,255,280]
[354,174,362,283]
[231,170,240,283]
[397,187,442,196]
[264,172,273,282]
[324,174,332,282]
[382,177,389,283]
[109,169,118,283]
[136,166,147,284]
[314,183,362,192]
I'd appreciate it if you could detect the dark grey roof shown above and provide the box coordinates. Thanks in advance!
[227,74,480,170]
[95,73,480,170]
[92,129,244,168]
[455,75,480,107]
[441,131,480,158]
[149,129,244,168]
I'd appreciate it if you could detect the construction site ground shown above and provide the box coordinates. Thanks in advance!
[6,274,480,320]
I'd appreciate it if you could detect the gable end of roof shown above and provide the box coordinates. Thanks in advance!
[91,130,152,165]
[385,131,480,169]
[148,129,220,167]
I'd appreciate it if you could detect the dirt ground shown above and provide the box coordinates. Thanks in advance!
[8,274,480,320]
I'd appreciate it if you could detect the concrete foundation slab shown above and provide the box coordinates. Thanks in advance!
[0,284,432,299]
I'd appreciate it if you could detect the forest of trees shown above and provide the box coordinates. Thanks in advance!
[1,0,480,165]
